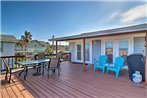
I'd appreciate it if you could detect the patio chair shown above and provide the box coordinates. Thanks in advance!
[57,53,62,58]
[56,53,62,68]
[106,57,124,78]
[93,55,107,73]
[127,54,145,81]
[33,52,46,75]
[2,58,12,83]
[107,54,113,63]
[38,52,46,59]
[47,57,60,78]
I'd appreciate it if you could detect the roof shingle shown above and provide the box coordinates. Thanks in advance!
[0,34,17,42]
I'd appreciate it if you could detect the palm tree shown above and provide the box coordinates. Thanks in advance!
[18,31,32,48]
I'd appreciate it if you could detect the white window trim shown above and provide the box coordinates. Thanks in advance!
[103,40,115,62]
[115,39,132,57]
[75,42,83,63]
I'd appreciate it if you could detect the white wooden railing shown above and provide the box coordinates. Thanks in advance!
[15,48,45,53]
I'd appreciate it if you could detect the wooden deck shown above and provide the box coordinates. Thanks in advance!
[1,61,146,98]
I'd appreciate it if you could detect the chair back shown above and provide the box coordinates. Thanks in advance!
[99,55,107,66]
[107,54,113,63]
[38,52,45,59]
[49,58,60,67]
[57,53,62,58]
[127,54,145,81]
[2,58,11,71]
[115,57,124,68]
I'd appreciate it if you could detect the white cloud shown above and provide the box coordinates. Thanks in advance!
[107,12,120,22]
[121,4,147,24]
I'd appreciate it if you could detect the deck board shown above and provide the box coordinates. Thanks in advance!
[1,61,146,98]
[4,83,17,98]
[9,80,24,98]
[1,85,9,98]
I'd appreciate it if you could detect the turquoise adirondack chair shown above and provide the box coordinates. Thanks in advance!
[106,57,124,78]
[93,55,107,74]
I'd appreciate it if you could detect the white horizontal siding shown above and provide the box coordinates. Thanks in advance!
[134,37,145,56]
[1,42,15,56]
[68,33,146,64]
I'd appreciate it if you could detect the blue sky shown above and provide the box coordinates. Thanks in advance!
[1,1,147,43]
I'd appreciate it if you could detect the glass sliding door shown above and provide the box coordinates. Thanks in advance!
[118,41,129,65]
[85,43,90,61]
[105,42,113,63]
[119,41,128,56]
[77,44,81,60]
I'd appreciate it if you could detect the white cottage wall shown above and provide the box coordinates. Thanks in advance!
[1,42,15,56]
[68,33,146,64]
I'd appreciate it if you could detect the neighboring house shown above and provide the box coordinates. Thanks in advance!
[52,45,68,52]
[0,34,17,56]
[49,23,147,65]
[15,40,50,54]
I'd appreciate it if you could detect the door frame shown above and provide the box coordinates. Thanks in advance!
[103,39,131,62]
[75,43,83,63]
[115,39,132,57]
[104,40,115,62]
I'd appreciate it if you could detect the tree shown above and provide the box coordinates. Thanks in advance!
[59,50,64,53]
[45,46,53,54]
[18,31,32,48]
[64,45,69,51]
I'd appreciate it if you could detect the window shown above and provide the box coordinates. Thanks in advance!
[77,44,81,60]
[119,41,128,65]
[0,42,3,52]
[85,43,90,61]
[134,37,145,56]
[105,42,113,63]
[119,41,128,56]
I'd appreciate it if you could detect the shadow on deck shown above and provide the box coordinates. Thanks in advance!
[1,61,146,98]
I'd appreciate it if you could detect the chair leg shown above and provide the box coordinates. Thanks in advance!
[42,65,45,76]
[102,69,104,74]
[115,71,119,79]
[58,68,60,76]
[52,69,55,73]
[94,67,96,72]
[33,66,36,73]
[59,64,61,71]
[24,66,28,80]
[38,66,41,73]
[48,68,50,78]
[5,69,8,80]
[8,70,12,83]
[106,69,109,74]
[53,69,56,73]
[102,67,105,74]
[58,66,61,76]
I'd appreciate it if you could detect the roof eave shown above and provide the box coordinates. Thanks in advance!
[48,30,147,41]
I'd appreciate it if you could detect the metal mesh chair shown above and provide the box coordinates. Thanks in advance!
[2,58,12,83]
[47,57,60,78]
[38,52,46,59]
[33,52,46,75]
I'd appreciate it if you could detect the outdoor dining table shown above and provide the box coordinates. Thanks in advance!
[16,59,50,80]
